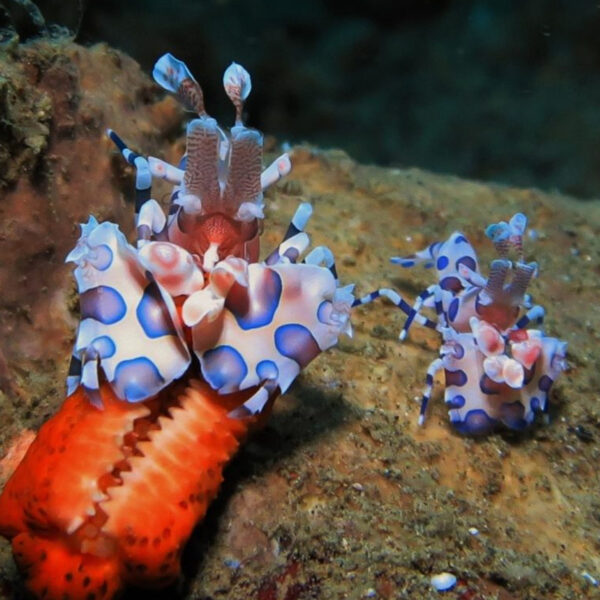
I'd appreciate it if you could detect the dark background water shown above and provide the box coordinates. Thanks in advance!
[4,0,600,198]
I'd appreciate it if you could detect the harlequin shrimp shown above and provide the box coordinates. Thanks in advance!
[0,53,353,600]
[355,214,566,434]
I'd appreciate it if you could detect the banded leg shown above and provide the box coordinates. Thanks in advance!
[304,245,338,283]
[352,288,437,331]
[66,353,81,396]
[457,263,487,288]
[80,348,102,410]
[148,156,184,184]
[419,357,444,425]
[514,305,545,330]
[432,283,448,329]
[136,200,167,248]
[108,130,169,246]
[107,129,152,219]
[400,285,437,341]
[390,241,442,269]
[228,378,279,419]
[265,203,313,265]
[260,153,292,190]
[305,245,352,333]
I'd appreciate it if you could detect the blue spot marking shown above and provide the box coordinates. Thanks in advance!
[202,345,248,391]
[401,260,415,268]
[448,298,460,322]
[256,360,279,381]
[178,155,188,170]
[454,235,468,244]
[445,369,468,387]
[538,375,553,391]
[113,357,164,402]
[452,409,497,435]
[274,323,321,368]
[440,276,462,292]
[228,269,282,330]
[91,335,116,358]
[317,300,332,324]
[81,286,127,325]
[530,397,541,412]
[92,244,113,271]
[456,256,477,272]
[453,343,465,359]
[479,374,502,395]
[499,400,528,430]
[523,363,536,385]
[446,394,465,408]
[436,255,449,270]
[136,282,178,338]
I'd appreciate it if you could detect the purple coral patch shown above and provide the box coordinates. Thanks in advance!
[81,286,127,325]
[274,323,321,368]
[136,281,178,338]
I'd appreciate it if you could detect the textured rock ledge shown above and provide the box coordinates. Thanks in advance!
[0,40,599,600]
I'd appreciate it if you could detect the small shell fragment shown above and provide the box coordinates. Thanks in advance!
[430,572,457,592]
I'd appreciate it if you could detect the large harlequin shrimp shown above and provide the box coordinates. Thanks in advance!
[355,214,566,434]
[0,54,353,600]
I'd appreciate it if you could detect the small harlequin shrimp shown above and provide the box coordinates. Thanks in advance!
[355,214,567,434]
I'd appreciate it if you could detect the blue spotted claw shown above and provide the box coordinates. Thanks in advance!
[66,217,191,405]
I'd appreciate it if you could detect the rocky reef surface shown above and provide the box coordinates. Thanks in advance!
[0,40,599,600]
